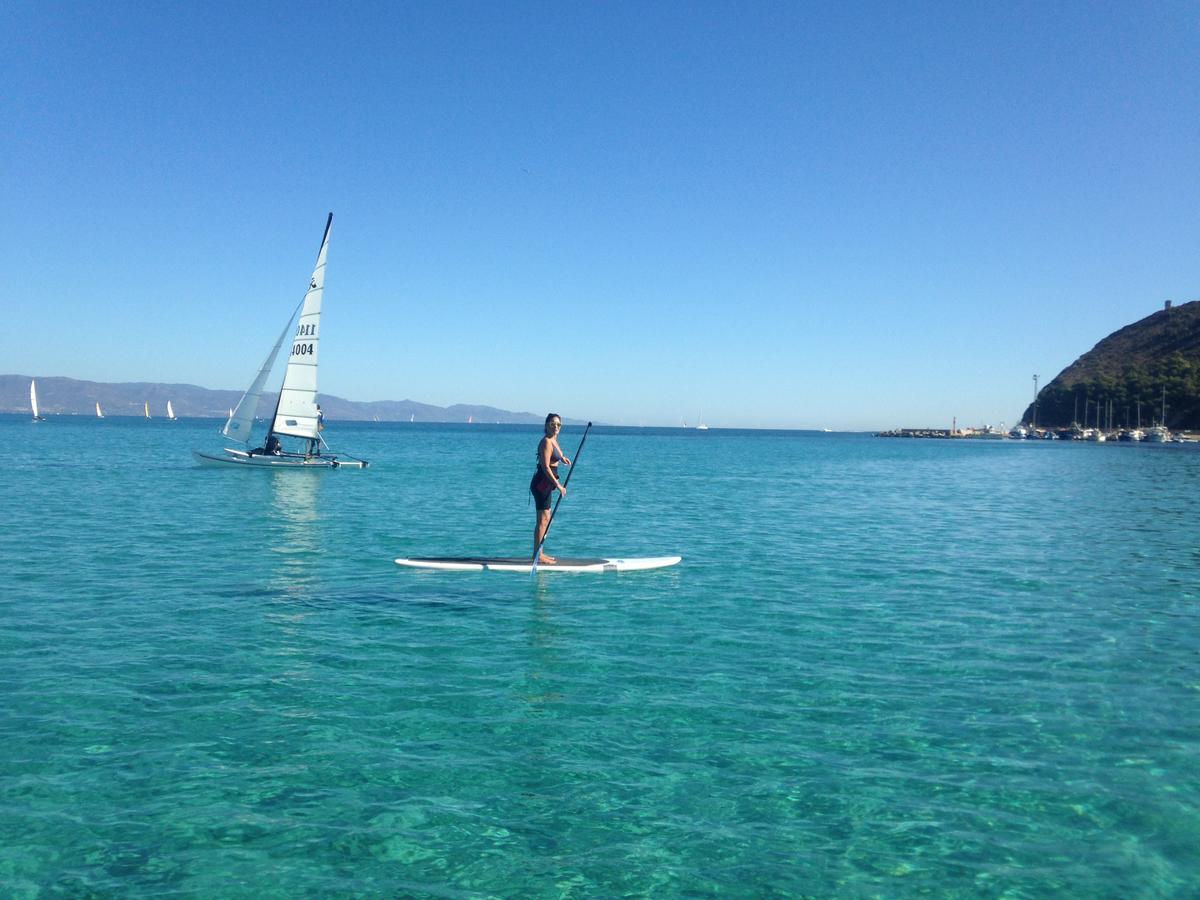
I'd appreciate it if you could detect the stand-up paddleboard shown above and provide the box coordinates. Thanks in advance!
[394,556,682,573]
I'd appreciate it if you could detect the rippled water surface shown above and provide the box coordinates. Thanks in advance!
[2,417,1198,896]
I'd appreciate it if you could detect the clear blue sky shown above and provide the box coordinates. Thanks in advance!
[4,1,1197,429]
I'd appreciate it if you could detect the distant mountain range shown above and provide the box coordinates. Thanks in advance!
[1,375,556,425]
[1021,299,1200,429]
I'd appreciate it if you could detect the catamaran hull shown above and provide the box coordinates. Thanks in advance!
[192,449,367,469]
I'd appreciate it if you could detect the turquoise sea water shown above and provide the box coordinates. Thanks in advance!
[2,415,1198,897]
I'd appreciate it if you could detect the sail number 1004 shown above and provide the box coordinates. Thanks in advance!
[293,323,316,356]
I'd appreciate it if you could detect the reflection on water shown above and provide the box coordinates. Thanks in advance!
[266,469,322,598]
[519,588,567,712]
[261,471,325,694]
[269,467,322,526]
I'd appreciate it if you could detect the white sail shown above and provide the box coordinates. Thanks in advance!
[167,400,176,420]
[144,402,150,418]
[96,402,104,418]
[272,213,331,440]
[222,304,302,443]
[30,380,42,419]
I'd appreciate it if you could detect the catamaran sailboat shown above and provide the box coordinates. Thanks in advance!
[30,380,45,421]
[193,213,368,469]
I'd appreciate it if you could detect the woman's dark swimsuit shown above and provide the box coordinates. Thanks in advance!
[530,444,564,511]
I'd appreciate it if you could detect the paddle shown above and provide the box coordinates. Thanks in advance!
[532,421,593,576]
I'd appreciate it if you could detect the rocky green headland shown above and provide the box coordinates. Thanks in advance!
[1022,300,1200,430]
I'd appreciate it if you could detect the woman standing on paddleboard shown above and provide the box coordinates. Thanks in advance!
[531,413,570,564]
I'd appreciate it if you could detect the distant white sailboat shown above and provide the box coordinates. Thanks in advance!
[95,401,104,418]
[167,400,178,420]
[193,213,368,469]
[1147,386,1171,442]
[695,411,709,431]
[144,401,151,419]
[30,380,45,422]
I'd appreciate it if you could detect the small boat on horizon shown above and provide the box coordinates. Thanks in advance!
[30,380,45,422]
[167,400,178,421]
[95,401,104,418]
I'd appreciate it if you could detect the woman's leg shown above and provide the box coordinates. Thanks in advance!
[533,508,554,562]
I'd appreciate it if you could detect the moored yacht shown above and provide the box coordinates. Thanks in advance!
[1145,424,1170,443]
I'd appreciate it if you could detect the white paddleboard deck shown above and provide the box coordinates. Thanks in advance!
[394,556,682,573]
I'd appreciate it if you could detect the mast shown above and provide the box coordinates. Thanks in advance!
[265,212,332,447]
[268,212,331,446]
